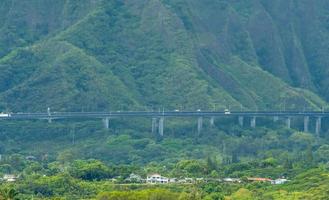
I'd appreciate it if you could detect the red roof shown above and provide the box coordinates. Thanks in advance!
[247,177,272,182]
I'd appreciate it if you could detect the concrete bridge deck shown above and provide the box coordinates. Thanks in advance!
[1,111,327,136]
[3,111,329,119]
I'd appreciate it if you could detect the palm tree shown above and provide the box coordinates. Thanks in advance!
[0,188,19,200]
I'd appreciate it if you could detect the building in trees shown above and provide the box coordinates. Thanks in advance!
[146,174,169,184]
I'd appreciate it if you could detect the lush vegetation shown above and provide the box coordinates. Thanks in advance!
[0,119,328,199]
[0,0,328,112]
[1,150,329,199]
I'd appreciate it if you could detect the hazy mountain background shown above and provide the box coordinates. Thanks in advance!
[0,0,328,112]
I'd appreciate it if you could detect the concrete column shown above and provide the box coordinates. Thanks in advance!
[159,117,164,136]
[152,118,157,133]
[273,116,279,122]
[197,117,203,134]
[251,116,256,128]
[286,117,291,129]
[210,117,215,126]
[47,107,52,123]
[238,116,244,127]
[103,117,110,129]
[304,116,309,132]
[316,117,322,136]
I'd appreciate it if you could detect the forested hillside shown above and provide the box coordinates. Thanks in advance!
[0,0,328,112]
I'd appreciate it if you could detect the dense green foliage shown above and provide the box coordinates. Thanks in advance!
[0,119,328,199]
[1,154,329,199]
[0,0,328,111]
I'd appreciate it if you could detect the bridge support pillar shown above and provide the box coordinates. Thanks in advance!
[159,117,164,136]
[273,116,279,122]
[286,117,291,129]
[304,116,309,132]
[210,117,215,126]
[316,117,322,136]
[238,116,244,127]
[251,117,256,128]
[47,107,52,123]
[152,118,157,134]
[103,117,110,129]
[198,117,203,134]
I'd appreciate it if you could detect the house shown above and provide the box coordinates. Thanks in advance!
[271,178,289,185]
[177,179,187,184]
[169,178,177,183]
[184,178,194,183]
[196,178,205,182]
[25,155,37,161]
[203,178,221,183]
[3,174,18,182]
[223,178,241,183]
[146,174,169,184]
[125,173,143,183]
[247,177,272,182]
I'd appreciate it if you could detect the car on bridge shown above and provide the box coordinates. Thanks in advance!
[224,109,231,115]
[0,113,11,117]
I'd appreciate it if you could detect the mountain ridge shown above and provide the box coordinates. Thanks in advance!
[0,0,328,112]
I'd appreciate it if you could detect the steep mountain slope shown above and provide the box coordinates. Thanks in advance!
[0,0,328,112]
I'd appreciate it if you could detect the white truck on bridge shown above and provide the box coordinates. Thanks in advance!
[0,113,11,117]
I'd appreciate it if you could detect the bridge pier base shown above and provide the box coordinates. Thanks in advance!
[103,117,110,129]
[210,117,215,126]
[316,117,322,136]
[198,117,203,135]
[304,116,309,132]
[286,117,291,129]
[238,116,244,127]
[152,118,157,134]
[251,117,256,128]
[47,107,51,123]
[159,117,164,136]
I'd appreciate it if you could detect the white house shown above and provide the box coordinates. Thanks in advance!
[146,174,169,184]
[271,178,289,185]
[169,178,177,183]
[223,178,241,183]
[3,174,18,182]
[125,173,143,183]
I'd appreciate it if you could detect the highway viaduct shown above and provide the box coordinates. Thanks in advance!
[1,111,328,136]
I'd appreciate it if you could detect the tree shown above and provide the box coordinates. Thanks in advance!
[176,160,207,176]
[69,159,112,181]
[206,157,218,174]
[316,144,329,162]
[0,188,19,200]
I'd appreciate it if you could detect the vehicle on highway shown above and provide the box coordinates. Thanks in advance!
[224,109,231,115]
[0,112,11,117]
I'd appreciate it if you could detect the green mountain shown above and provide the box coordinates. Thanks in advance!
[0,0,328,112]
[2,2,329,199]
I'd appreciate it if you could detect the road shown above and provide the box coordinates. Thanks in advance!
[0,111,328,120]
